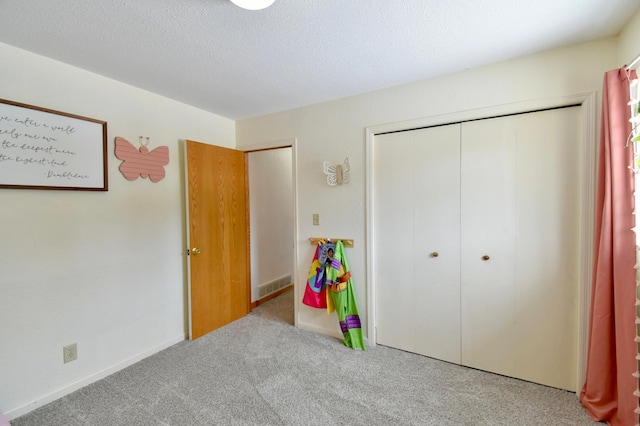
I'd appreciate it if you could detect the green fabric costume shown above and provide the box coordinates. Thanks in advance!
[325,240,365,350]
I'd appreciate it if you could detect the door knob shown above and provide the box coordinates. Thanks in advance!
[431,252,439,257]
[192,247,201,255]
[482,255,490,261]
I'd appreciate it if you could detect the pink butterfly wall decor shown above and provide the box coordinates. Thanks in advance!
[114,136,169,182]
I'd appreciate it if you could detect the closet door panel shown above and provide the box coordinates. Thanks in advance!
[514,107,581,391]
[460,117,517,376]
[412,125,461,364]
[374,131,416,353]
[374,124,461,362]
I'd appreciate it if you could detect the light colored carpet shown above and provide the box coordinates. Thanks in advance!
[12,289,599,425]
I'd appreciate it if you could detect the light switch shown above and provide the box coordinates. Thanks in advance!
[312,213,319,226]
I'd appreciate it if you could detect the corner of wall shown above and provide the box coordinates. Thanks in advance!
[618,9,640,65]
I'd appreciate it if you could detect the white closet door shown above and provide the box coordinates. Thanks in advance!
[374,124,461,363]
[460,108,581,391]
[374,130,416,353]
[413,125,461,363]
[513,107,581,391]
[460,116,517,376]
[373,107,581,391]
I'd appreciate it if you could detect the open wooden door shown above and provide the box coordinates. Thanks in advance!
[185,140,250,340]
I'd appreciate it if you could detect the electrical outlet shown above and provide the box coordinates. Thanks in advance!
[63,343,77,363]
[313,213,319,226]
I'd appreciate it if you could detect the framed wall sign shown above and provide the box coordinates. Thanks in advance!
[0,98,108,191]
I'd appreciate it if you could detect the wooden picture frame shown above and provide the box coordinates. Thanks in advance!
[0,98,108,191]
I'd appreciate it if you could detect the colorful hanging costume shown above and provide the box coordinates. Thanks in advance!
[302,242,328,308]
[303,239,365,350]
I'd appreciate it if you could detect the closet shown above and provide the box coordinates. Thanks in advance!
[373,106,581,392]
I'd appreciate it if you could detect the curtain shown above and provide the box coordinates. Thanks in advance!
[580,67,638,426]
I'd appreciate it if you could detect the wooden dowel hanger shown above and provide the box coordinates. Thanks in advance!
[309,237,354,247]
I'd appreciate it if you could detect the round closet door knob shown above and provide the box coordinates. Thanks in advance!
[482,255,490,261]
[431,252,439,257]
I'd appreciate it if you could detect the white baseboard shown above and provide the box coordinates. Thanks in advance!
[297,320,344,340]
[297,321,370,348]
[6,333,186,421]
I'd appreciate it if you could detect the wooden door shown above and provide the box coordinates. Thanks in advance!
[374,124,461,363]
[186,140,249,340]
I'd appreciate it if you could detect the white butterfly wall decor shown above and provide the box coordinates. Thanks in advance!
[323,157,350,186]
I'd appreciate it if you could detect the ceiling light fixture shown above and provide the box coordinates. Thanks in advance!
[230,0,275,10]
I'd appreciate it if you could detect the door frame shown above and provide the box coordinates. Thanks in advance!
[365,92,597,392]
[240,138,299,327]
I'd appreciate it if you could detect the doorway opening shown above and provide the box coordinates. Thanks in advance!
[246,144,296,323]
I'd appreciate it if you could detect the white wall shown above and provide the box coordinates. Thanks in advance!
[619,10,640,66]
[248,148,294,301]
[0,42,235,419]
[236,36,622,341]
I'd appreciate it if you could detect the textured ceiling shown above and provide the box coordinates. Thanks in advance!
[0,0,638,120]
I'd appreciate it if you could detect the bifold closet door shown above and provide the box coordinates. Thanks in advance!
[511,107,581,391]
[373,106,581,391]
[374,124,461,364]
[460,116,518,376]
[460,107,581,391]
